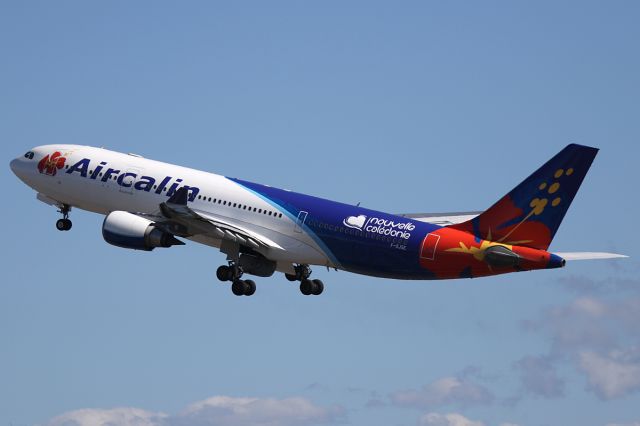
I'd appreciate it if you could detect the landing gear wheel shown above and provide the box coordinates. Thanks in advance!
[56,218,72,231]
[244,279,256,296]
[311,279,324,295]
[232,280,247,296]
[216,265,231,282]
[285,273,297,282]
[56,204,72,231]
[300,279,313,296]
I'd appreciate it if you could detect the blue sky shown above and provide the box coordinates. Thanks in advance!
[1,1,639,425]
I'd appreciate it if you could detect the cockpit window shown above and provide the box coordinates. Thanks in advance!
[24,151,34,159]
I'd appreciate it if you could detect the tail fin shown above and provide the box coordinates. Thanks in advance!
[450,144,599,250]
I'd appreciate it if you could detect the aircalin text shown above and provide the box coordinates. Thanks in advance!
[66,157,200,201]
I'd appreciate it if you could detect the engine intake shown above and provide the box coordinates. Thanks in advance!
[102,211,183,251]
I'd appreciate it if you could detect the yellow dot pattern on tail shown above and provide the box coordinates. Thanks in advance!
[496,167,576,244]
[531,168,574,216]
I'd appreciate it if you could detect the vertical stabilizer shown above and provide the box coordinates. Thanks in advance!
[449,144,599,250]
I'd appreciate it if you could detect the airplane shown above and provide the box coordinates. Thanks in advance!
[10,143,626,296]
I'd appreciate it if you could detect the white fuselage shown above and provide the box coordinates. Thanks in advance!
[10,145,330,272]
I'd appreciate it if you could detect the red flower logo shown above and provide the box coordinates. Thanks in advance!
[37,151,66,176]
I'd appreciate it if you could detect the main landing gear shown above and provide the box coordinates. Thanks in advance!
[285,264,324,296]
[216,263,256,296]
[55,204,72,231]
[216,262,325,297]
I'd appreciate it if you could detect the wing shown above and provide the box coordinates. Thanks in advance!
[397,211,483,226]
[141,187,281,251]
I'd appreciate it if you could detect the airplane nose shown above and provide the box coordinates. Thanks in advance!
[10,158,19,175]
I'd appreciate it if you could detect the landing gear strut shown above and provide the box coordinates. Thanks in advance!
[216,262,256,296]
[286,264,324,296]
[55,204,72,231]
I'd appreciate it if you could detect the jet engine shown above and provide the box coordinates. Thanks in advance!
[102,211,184,251]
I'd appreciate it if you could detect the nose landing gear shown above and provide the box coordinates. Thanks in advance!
[55,204,72,231]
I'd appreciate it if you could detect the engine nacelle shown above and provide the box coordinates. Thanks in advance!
[102,211,183,251]
[239,253,277,277]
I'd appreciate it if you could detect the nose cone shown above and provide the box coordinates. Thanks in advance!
[10,155,31,182]
[10,158,20,175]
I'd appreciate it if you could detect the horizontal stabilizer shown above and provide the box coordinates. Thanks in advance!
[554,252,628,261]
[397,211,482,226]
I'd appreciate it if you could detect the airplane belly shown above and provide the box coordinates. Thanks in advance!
[264,235,328,265]
[186,232,327,266]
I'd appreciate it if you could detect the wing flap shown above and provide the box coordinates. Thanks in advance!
[155,188,281,250]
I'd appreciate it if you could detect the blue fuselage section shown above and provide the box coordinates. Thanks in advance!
[231,178,442,279]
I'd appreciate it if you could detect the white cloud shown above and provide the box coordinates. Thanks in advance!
[175,395,345,426]
[418,412,484,426]
[605,422,640,426]
[390,377,493,410]
[520,289,640,400]
[45,396,345,426]
[558,274,640,295]
[522,297,617,352]
[514,355,564,398]
[580,349,640,399]
[573,297,608,316]
[47,407,167,426]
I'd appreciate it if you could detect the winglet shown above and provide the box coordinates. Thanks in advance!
[167,187,189,205]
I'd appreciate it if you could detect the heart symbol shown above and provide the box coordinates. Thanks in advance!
[344,215,367,229]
